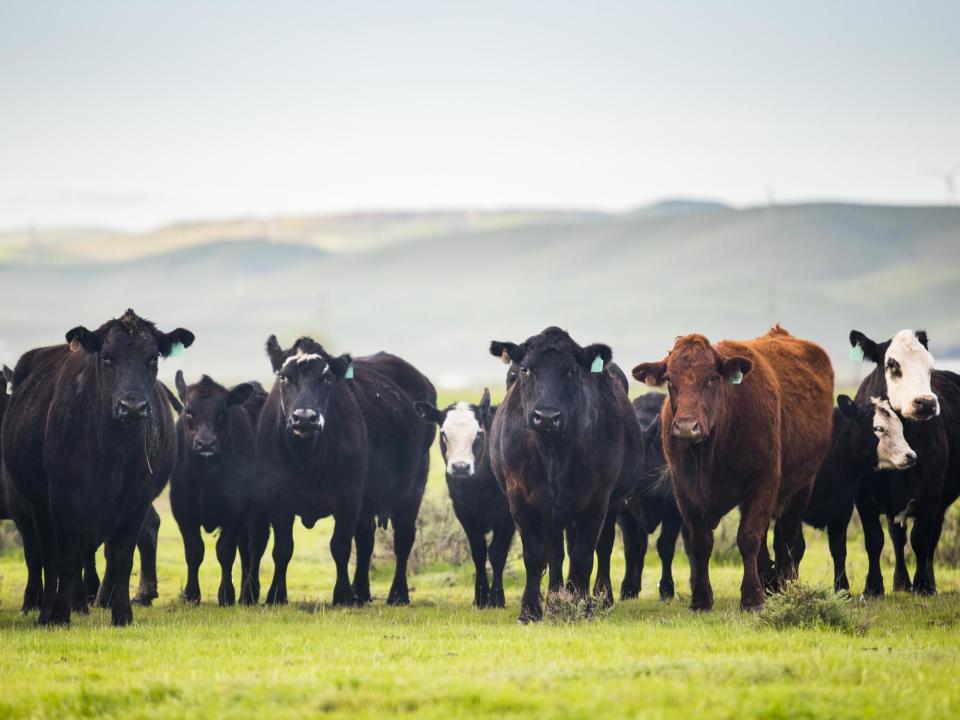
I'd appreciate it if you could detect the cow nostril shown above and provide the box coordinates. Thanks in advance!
[905,453,917,466]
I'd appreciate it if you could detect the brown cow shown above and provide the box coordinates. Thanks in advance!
[632,325,833,611]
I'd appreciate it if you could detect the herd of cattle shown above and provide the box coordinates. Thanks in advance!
[0,309,958,626]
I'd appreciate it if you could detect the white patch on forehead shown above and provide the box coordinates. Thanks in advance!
[871,396,916,470]
[282,350,326,370]
[441,401,482,475]
[884,330,937,419]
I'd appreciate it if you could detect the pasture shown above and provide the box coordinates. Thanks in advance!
[0,389,958,719]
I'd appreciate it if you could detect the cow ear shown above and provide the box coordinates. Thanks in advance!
[414,401,443,425]
[226,383,253,408]
[161,383,183,414]
[329,353,353,379]
[266,335,285,373]
[721,356,752,384]
[632,360,667,387]
[837,394,863,420]
[174,370,188,401]
[479,387,491,415]
[2,365,12,387]
[641,416,661,446]
[916,330,929,349]
[490,340,523,364]
[158,328,195,358]
[580,344,612,372]
[849,330,881,364]
[65,326,101,353]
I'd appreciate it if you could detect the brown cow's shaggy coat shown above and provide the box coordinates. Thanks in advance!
[632,325,833,610]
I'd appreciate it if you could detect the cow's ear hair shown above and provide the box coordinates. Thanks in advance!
[490,340,523,364]
[579,343,612,372]
[414,401,443,425]
[226,383,253,408]
[916,330,929,349]
[266,335,285,373]
[721,356,752,383]
[849,330,881,364]
[837,394,863,420]
[157,328,195,357]
[632,360,667,387]
[174,370,188,401]
[329,353,353,379]
[65,326,101,353]
[478,387,491,416]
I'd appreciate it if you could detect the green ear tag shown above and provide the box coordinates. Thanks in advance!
[169,341,185,358]
[344,365,354,380]
[849,343,864,362]
[590,355,604,374]
[729,369,743,385]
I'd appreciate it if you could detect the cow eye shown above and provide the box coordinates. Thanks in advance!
[520,366,530,376]
[278,375,289,384]
[873,426,885,434]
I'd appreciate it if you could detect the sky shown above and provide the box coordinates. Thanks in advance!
[1,1,958,231]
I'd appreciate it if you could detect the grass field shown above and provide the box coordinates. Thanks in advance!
[1,393,959,718]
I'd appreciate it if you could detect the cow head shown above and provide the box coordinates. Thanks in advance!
[632,334,751,444]
[266,335,352,439]
[175,371,253,457]
[837,394,916,471]
[490,341,521,389]
[415,388,493,478]
[849,329,938,421]
[490,327,611,437]
[65,309,194,424]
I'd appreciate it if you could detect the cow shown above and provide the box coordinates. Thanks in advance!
[414,388,515,608]
[790,395,916,591]
[848,329,960,595]
[618,392,685,601]
[488,327,642,622]
[1,309,192,625]
[632,325,834,611]
[258,337,435,606]
[170,371,269,606]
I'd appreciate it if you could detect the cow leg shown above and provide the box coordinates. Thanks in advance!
[238,523,251,604]
[738,493,771,611]
[567,506,605,601]
[547,525,565,593]
[657,508,683,601]
[266,513,294,605]
[827,503,853,592]
[858,495,886,597]
[488,516,514,609]
[241,518,269,605]
[386,505,418,606]
[180,522,204,604]
[887,518,912,592]
[618,509,645,600]
[465,524,491,608]
[591,511,616,607]
[757,526,776,592]
[33,508,61,625]
[70,554,89,614]
[351,513,375,605]
[773,484,810,589]
[133,506,160,606]
[216,526,239,606]
[95,542,115,608]
[686,517,715,612]
[331,511,359,607]
[82,546,100,602]
[910,505,942,595]
[518,523,546,623]
[105,507,149,627]
[17,514,45,612]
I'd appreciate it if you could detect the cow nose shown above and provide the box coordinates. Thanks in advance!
[904,452,917,467]
[116,396,149,420]
[194,438,219,455]
[531,409,562,433]
[450,461,471,476]
[671,419,702,441]
[913,396,939,419]
[289,408,321,432]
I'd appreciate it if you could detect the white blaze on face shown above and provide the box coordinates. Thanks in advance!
[871,397,916,470]
[441,401,481,476]
[282,350,325,369]
[884,330,938,420]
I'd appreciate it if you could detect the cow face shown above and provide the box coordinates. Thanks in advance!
[65,309,194,424]
[491,327,611,437]
[632,334,751,444]
[415,389,492,478]
[266,335,352,439]
[837,394,916,471]
[849,329,938,421]
[176,372,253,457]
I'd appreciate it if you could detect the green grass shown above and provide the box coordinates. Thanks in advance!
[1,419,959,718]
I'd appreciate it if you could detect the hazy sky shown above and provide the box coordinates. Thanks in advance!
[1,1,958,230]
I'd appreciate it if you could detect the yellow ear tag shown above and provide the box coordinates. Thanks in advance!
[501,350,511,365]
[69,338,81,352]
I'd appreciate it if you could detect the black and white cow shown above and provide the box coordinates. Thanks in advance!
[415,388,515,608]
[849,329,960,595]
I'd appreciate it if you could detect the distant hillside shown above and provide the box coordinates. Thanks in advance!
[0,202,957,388]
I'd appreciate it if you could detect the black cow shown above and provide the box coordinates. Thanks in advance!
[618,393,685,600]
[258,337,435,606]
[1,309,192,625]
[791,394,917,591]
[414,388,515,608]
[848,329,960,595]
[489,327,642,622]
[170,372,269,606]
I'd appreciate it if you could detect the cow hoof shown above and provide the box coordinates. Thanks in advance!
[914,584,936,596]
[332,589,359,607]
[863,585,885,598]
[38,612,70,627]
[132,595,154,607]
[111,607,133,627]
[181,592,201,605]
[517,609,542,624]
[690,600,714,613]
[620,585,640,601]
[659,584,675,601]
[386,593,410,606]
[489,590,505,608]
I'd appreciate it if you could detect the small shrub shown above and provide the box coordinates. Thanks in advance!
[936,502,960,567]
[759,582,858,633]
[0,520,22,556]
[543,588,611,625]
[374,492,469,573]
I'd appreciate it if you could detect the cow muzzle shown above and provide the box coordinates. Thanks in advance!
[447,461,475,478]
[909,395,939,421]
[530,408,563,435]
[671,419,705,443]
[115,394,151,422]
[193,437,220,457]
[288,408,323,436]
